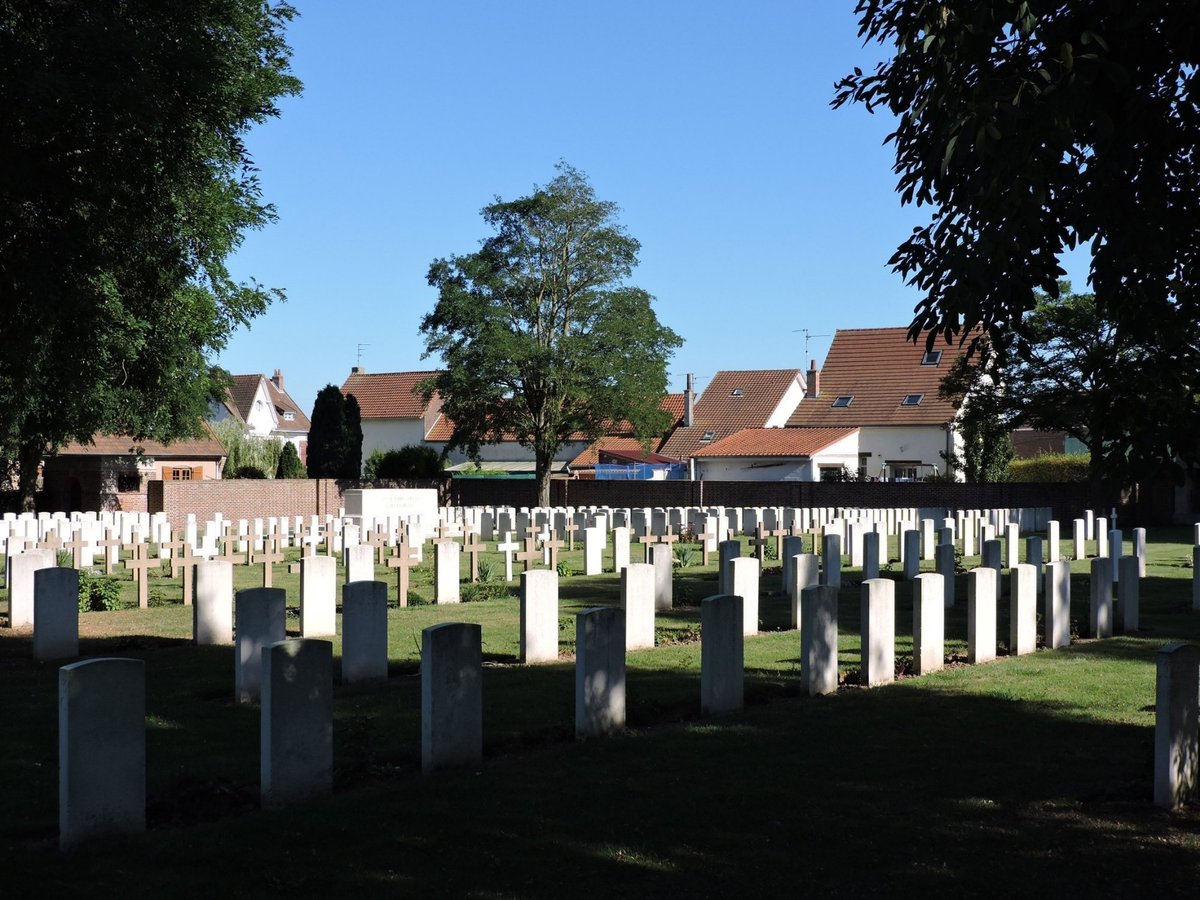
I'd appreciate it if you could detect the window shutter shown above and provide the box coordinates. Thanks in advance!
[161,466,175,481]
[191,467,203,481]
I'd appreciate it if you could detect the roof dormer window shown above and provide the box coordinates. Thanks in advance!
[700,430,716,442]
[730,388,744,397]
[832,395,853,408]
[921,350,943,366]
[283,411,295,421]
[901,393,924,406]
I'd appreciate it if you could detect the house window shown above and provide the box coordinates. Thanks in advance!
[888,463,919,481]
[832,395,853,408]
[116,473,141,492]
[700,430,716,442]
[283,411,295,421]
[730,388,744,397]
[921,350,943,366]
[858,453,870,480]
[171,468,193,481]
[819,466,844,482]
[901,394,924,406]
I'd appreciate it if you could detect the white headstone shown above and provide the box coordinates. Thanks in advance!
[341,581,388,683]
[861,578,895,687]
[967,568,997,664]
[435,541,461,604]
[621,563,656,651]
[913,573,945,675]
[700,594,743,715]
[421,623,483,775]
[261,639,333,809]
[801,585,839,695]
[575,607,626,738]
[235,587,286,703]
[193,560,234,645]
[300,555,337,638]
[519,569,559,664]
[1009,563,1037,655]
[33,567,79,661]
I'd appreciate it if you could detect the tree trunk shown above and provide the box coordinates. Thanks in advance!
[17,437,42,513]
[535,448,552,507]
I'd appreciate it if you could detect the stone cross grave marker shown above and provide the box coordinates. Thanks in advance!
[542,533,565,571]
[750,524,769,564]
[63,531,90,570]
[496,533,519,582]
[169,539,201,606]
[516,535,541,573]
[251,535,285,588]
[362,525,390,565]
[216,532,248,567]
[123,540,161,609]
[636,525,659,564]
[462,530,486,583]
[385,533,420,607]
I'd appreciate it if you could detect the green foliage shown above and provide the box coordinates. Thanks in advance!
[420,163,682,506]
[211,418,283,479]
[461,581,512,603]
[307,386,361,478]
[56,549,71,567]
[477,558,497,583]
[363,445,444,481]
[0,2,301,510]
[673,545,696,568]
[1007,453,1091,483]
[276,441,306,479]
[77,571,123,613]
[836,2,1200,484]
[555,561,574,578]
[939,341,1014,483]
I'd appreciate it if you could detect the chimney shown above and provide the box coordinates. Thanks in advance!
[350,366,362,374]
[805,360,820,399]
[684,374,695,427]
[272,368,284,390]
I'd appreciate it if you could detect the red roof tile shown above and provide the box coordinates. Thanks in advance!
[659,369,803,459]
[340,370,441,419]
[692,427,858,458]
[59,423,225,458]
[787,328,964,427]
[227,374,263,422]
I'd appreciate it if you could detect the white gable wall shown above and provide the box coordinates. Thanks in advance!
[243,381,278,438]
[360,418,430,469]
[696,431,859,482]
[763,376,807,428]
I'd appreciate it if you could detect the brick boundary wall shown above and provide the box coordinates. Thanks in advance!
[148,478,441,529]
[451,479,1154,526]
[146,476,1168,528]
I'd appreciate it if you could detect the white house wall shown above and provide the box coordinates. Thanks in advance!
[435,440,591,465]
[763,377,807,428]
[360,419,430,468]
[697,458,817,481]
[858,425,959,480]
[243,382,278,438]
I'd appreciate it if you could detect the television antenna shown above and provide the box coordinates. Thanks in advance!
[792,328,831,364]
[356,343,370,368]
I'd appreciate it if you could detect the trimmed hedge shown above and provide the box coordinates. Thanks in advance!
[1007,453,1091,483]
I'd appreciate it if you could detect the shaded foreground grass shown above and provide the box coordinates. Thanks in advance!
[2,530,1200,896]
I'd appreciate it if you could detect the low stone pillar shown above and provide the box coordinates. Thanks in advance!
[1153,643,1200,809]
[194,560,234,645]
[967,567,997,664]
[789,553,819,630]
[34,567,79,662]
[7,549,55,628]
[1133,527,1146,577]
[728,556,760,636]
[342,580,388,683]
[821,533,842,588]
[621,563,656,651]
[1047,520,1060,562]
[345,543,375,585]
[583,526,604,576]
[575,607,626,738]
[612,526,631,573]
[1009,563,1037,656]
[421,622,483,774]
[862,531,880,580]
[649,544,673,611]
[920,519,935,561]
[801,585,839,695]
[235,587,287,703]
[1073,518,1086,560]
[1118,555,1140,633]
[700,594,744,715]
[717,540,740,595]
[519,569,559,663]
[435,540,461,604]
[913,573,944,675]
[1004,522,1020,568]
[59,658,145,849]
[902,530,920,580]
[300,555,337,638]
[261,639,333,809]
[1090,557,1113,638]
[935,543,955,609]
[860,578,895,687]
[1044,559,1071,650]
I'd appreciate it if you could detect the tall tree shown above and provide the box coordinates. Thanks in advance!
[342,394,363,479]
[938,339,1014,482]
[0,1,301,509]
[835,0,1200,484]
[420,164,682,505]
[307,386,350,479]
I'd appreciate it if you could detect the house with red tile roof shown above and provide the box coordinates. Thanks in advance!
[210,369,310,457]
[658,369,807,465]
[691,427,860,481]
[787,328,966,480]
[41,426,226,512]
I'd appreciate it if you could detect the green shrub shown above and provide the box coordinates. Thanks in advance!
[1007,453,1090,483]
[555,561,573,578]
[477,558,497,583]
[673,545,696,568]
[234,465,268,479]
[78,571,123,612]
[364,445,445,480]
[461,581,511,603]
[56,549,72,567]
[276,441,307,479]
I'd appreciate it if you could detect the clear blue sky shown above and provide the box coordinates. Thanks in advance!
[223,0,1090,414]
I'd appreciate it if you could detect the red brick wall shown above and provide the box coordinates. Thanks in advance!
[148,478,443,528]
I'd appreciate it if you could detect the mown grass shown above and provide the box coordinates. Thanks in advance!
[1,528,1198,896]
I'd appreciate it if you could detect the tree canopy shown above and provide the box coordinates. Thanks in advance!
[307,385,362,480]
[420,164,682,505]
[836,0,1200,483]
[0,1,301,508]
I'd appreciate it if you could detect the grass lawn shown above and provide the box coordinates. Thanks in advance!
[2,529,1199,896]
